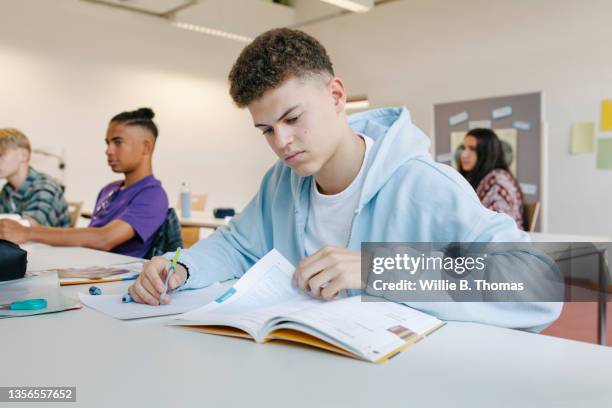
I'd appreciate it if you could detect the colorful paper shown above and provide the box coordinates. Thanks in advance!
[601,100,612,131]
[570,122,595,154]
[597,138,612,170]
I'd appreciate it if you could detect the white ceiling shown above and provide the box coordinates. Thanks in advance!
[174,0,294,39]
[90,0,194,15]
[81,0,389,39]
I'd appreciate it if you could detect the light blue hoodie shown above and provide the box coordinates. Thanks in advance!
[173,107,561,332]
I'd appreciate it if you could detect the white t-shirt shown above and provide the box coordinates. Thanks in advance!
[304,134,374,256]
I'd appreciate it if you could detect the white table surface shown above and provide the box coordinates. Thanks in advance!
[529,232,611,243]
[22,243,140,272]
[178,211,231,229]
[2,246,612,407]
[81,209,230,229]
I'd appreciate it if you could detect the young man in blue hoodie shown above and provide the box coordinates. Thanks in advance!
[129,28,561,331]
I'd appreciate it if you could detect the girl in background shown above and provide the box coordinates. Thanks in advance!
[457,128,524,230]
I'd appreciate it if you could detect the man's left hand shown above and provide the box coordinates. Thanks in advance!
[293,246,361,300]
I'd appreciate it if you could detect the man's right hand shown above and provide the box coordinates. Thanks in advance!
[128,256,187,305]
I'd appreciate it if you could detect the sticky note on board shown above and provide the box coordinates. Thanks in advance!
[570,122,595,154]
[597,138,612,170]
[492,106,512,120]
[513,121,531,131]
[468,120,491,129]
[449,111,469,127]
[519,183,537,196]
[601,100,612,131]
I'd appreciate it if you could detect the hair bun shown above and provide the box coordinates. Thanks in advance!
[135,107,155,120]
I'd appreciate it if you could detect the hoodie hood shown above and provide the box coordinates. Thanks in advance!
[348,106,431,208]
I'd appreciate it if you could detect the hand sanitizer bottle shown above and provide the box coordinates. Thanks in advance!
[180,181,192,218]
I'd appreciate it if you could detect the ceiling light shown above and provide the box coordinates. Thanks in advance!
[171,21,252,43]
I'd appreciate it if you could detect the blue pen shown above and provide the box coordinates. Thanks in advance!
[122,248,182,305]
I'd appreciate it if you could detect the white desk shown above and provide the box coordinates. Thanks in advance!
[23,243,140,271]
[2,246,612,407]
[529,232,611,346]
[80,209,230,230]
[178,211,231,229]
[529,232,611,243]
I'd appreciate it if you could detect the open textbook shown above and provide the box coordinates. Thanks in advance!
[174,249,444,364]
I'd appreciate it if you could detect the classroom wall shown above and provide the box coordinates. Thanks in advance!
[0,0,277,213]
[2,0,611,236]
[302,0,612,236]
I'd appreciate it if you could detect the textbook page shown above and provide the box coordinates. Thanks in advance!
[281,296,443,362]
[175,249,322,340]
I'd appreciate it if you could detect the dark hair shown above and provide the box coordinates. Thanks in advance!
[111,107,158,139]
[458,128,519,191]
[228,28,334,107]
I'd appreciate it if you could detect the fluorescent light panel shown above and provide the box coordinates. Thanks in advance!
[346,99,370,111]
[171,21,252,43]
[319,0,373,13]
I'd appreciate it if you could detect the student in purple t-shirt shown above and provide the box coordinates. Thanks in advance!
[0,108,168,258]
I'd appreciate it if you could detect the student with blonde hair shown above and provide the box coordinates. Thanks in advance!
[0,109,169,258]
[0,128,70,227]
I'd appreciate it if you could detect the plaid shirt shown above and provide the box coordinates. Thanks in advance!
[0,167,70,227]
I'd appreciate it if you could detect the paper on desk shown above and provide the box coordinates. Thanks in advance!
[0,273,81,318]
[79,282,228,320]
[0,213,30,227]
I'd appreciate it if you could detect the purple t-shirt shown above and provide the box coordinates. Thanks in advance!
[89,175,169,258]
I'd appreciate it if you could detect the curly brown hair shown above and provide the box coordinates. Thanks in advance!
[228,28,335,108]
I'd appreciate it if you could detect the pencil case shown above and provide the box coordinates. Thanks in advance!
[213,208,236,219]
[0,239,27,282]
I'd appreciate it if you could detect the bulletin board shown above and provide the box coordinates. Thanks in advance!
[433,92,543,231]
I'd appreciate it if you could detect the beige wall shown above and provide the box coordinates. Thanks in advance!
[0,0,276,212]
[303,0,612,235]
[2,0,611,236]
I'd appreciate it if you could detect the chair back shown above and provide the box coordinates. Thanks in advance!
[67,201,83,227]
[523,201,541,232]
[146,208,183,259]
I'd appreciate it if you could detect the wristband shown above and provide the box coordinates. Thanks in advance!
[177,261,190,285]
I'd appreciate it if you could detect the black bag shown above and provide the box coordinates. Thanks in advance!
[0,239,27,282]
